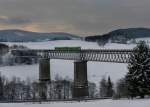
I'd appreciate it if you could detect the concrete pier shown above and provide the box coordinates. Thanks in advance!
[39,58,50,99]
[73,61,89,98]
[39,58,50,81]
[38,81,47,100]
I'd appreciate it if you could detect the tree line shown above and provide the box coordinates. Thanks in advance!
[0,74,99,101]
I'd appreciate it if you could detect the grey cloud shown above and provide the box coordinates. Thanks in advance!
[0,16,32,25]
[0,0,150,36]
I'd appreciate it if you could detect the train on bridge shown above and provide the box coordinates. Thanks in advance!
[55,46,81,50]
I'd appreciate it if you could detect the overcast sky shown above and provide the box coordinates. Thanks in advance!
[0,0,150,36]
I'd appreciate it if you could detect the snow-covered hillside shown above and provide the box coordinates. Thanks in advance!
[0,99,150,107]
[135,37,150,43]
[0,29,81,42]
[0,40,136,85]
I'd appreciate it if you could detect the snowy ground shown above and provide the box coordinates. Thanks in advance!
[0,61,128,84]
[0,40,134,84]
[4,40,135,49]
[4,40,101,49]
[0,99,150,107]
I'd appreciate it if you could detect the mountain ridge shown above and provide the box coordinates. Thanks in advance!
[0,29,81,42]
[85,28,150,44]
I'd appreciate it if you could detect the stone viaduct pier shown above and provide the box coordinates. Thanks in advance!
[11,49,133,99]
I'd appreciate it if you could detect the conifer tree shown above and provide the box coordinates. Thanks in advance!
[126,41,150,98]
[100,77,107,97]
[106,76,113,97]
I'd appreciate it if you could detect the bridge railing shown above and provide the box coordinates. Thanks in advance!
[81,49,132,63]
[11,49,133,63]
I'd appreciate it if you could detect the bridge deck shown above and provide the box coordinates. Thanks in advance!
[11,49,133,63]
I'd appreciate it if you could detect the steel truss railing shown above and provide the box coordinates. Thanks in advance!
[11,49,133,63]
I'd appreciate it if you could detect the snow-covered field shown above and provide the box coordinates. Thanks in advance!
[0,99,150,107]
[0,40,134,84]
[0,61,128,84]
[4,40,135,49]
[4,40,101,49]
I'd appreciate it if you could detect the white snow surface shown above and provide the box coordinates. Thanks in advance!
[0,40,135,84]
[4,40,135,49]
[0,99,150,107]
[5,40,101,49]
[0,61,128,84]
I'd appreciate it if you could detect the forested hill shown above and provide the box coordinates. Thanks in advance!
[85,28,150,43]
[0,29,81,42]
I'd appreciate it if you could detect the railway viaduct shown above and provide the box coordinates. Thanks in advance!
[11,49,133,99]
